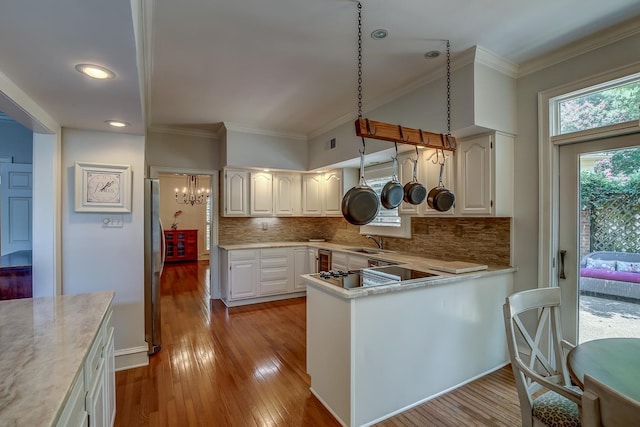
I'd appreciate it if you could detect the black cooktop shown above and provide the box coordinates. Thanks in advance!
[313,265,441,290]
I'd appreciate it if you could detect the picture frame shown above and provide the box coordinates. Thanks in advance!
[75,161,132,212]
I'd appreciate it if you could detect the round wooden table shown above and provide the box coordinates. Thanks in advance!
[567,338,640,402]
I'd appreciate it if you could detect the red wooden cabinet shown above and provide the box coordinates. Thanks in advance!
[164,229,198,262]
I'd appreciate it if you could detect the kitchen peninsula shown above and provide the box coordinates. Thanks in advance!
[0,292,115,426]
[303,263,514,427]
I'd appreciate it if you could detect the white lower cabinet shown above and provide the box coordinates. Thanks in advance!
[347,254,369,270]
[222,247,308,306]
[294,247,311,291]
[331,251,348,271]
[56,305,114,427]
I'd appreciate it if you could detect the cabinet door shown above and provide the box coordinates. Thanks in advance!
[398,153,420,215]
[250,172,273,216]
[302,174,323,215]
[308,248,318,274]
[86,359,106,427]
[331,252,348,271]
[224,170,249,216]
[293,248,310,291]
[457,134,492,215]
[421,149,456,216]
[274,174,301,216]
[323,170,343,216]
[229,259,258,299]
[104,327,115,427]
[348,255,369,270]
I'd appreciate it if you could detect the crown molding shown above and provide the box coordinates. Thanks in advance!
[518,17,640,78]
[222,122,308,141]
[474,46,519,78]
[148,125,219,139]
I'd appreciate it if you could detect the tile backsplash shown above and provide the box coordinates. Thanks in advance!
[218,216,510,266]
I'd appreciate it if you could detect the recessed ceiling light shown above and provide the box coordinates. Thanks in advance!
[424,50,441,59]
[370,29,388,40]
[75,64,115,79]
[105,120,129,128]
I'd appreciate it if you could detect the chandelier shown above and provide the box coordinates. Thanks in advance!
[175,175,209,206]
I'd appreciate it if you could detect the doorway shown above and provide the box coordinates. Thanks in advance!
[149,166,219,298]
[558,136,640,343]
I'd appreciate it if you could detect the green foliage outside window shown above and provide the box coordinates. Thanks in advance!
[560,81,640,134]
[580,147,640,209]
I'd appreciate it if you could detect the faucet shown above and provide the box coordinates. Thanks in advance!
[365,235,383,250]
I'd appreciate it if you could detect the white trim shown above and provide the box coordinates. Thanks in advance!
[475,46,519,78]
[223,122,307,141]
[538,61,640,290]
[148,125,220,139]
[519,16,640,78]
[115,345,149,371]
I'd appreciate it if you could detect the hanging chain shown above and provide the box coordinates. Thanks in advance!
[356,1,365,152]
[356,1,363,119]
[446,39,451,135]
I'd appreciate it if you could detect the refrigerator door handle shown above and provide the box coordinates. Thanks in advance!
[159,218,166,277]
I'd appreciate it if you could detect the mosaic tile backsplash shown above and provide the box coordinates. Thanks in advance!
[218,216,511,266]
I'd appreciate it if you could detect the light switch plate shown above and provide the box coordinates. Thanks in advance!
[102,215,124,228]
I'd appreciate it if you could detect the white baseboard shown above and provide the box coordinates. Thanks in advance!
[115,345,149,371]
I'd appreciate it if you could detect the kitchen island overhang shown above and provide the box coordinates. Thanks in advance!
[304,267,515,427]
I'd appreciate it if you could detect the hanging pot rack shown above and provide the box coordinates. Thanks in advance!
[353,1,456,152]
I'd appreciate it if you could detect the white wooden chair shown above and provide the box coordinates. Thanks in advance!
[503,287,582,427]
[581,373,640,426]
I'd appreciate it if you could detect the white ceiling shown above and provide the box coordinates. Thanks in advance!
[1,0,640,136]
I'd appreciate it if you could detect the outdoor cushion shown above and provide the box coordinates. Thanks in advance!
[580,268,640,284]
[617,260,640,273]
[586,258,617,271]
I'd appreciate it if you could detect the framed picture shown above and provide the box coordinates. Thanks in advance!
[75,162,132,212]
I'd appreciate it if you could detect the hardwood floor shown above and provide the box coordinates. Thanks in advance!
[115,261,522,426]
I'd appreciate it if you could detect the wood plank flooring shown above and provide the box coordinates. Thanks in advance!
[115,261,523,426]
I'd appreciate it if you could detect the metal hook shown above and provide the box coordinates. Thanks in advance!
[365,118,377,135]
[398,125,410,143]
[432,146,440,164]
[414,145,420,160]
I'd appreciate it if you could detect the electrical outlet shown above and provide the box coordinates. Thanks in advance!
[262,222,268,230]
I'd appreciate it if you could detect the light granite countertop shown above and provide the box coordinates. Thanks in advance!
[0,291,114,427]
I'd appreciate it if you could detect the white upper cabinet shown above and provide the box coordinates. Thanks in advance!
[273,173,301,216]
[302,174,323,215]
[456,132,513,216]
[420,148,456,216]
[250,172,273,216]
[224,169,249,216]
[323,169,347,216]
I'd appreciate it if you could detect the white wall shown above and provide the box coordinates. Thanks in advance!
[61,128,146,367]
[224,127,308,171]
[513,33,640,294]
[146,129,220,172]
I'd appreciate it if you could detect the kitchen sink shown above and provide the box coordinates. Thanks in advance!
[346,247,381,254]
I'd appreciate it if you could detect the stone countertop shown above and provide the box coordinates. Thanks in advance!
[218,241,504,274]
[302,267,516,300]
[0,291,115,426]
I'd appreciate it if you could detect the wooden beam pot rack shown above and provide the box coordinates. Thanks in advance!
[355,118,456,151]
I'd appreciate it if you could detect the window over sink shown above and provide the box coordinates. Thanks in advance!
[360,162,411,238]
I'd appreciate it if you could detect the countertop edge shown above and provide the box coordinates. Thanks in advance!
[302,267,516,299]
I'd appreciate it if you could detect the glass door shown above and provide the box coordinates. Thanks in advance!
[558,135,640,343]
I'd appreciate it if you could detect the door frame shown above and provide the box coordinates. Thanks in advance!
[538,62,640,291]
[149,166,220,298]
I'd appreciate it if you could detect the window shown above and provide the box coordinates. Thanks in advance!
[553,73,640,136]
[359,162,412,238]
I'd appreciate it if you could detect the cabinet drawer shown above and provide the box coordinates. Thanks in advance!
[260,256,288,269]
[260,248,289,259]
[259,279,289,295]
[260,266,288,282]
[229,249,257,261]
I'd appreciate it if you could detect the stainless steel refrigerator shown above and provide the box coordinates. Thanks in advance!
[144,178,164,355]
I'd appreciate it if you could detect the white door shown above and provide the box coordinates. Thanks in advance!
[0,163,33,255]
[558,133,640,344]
